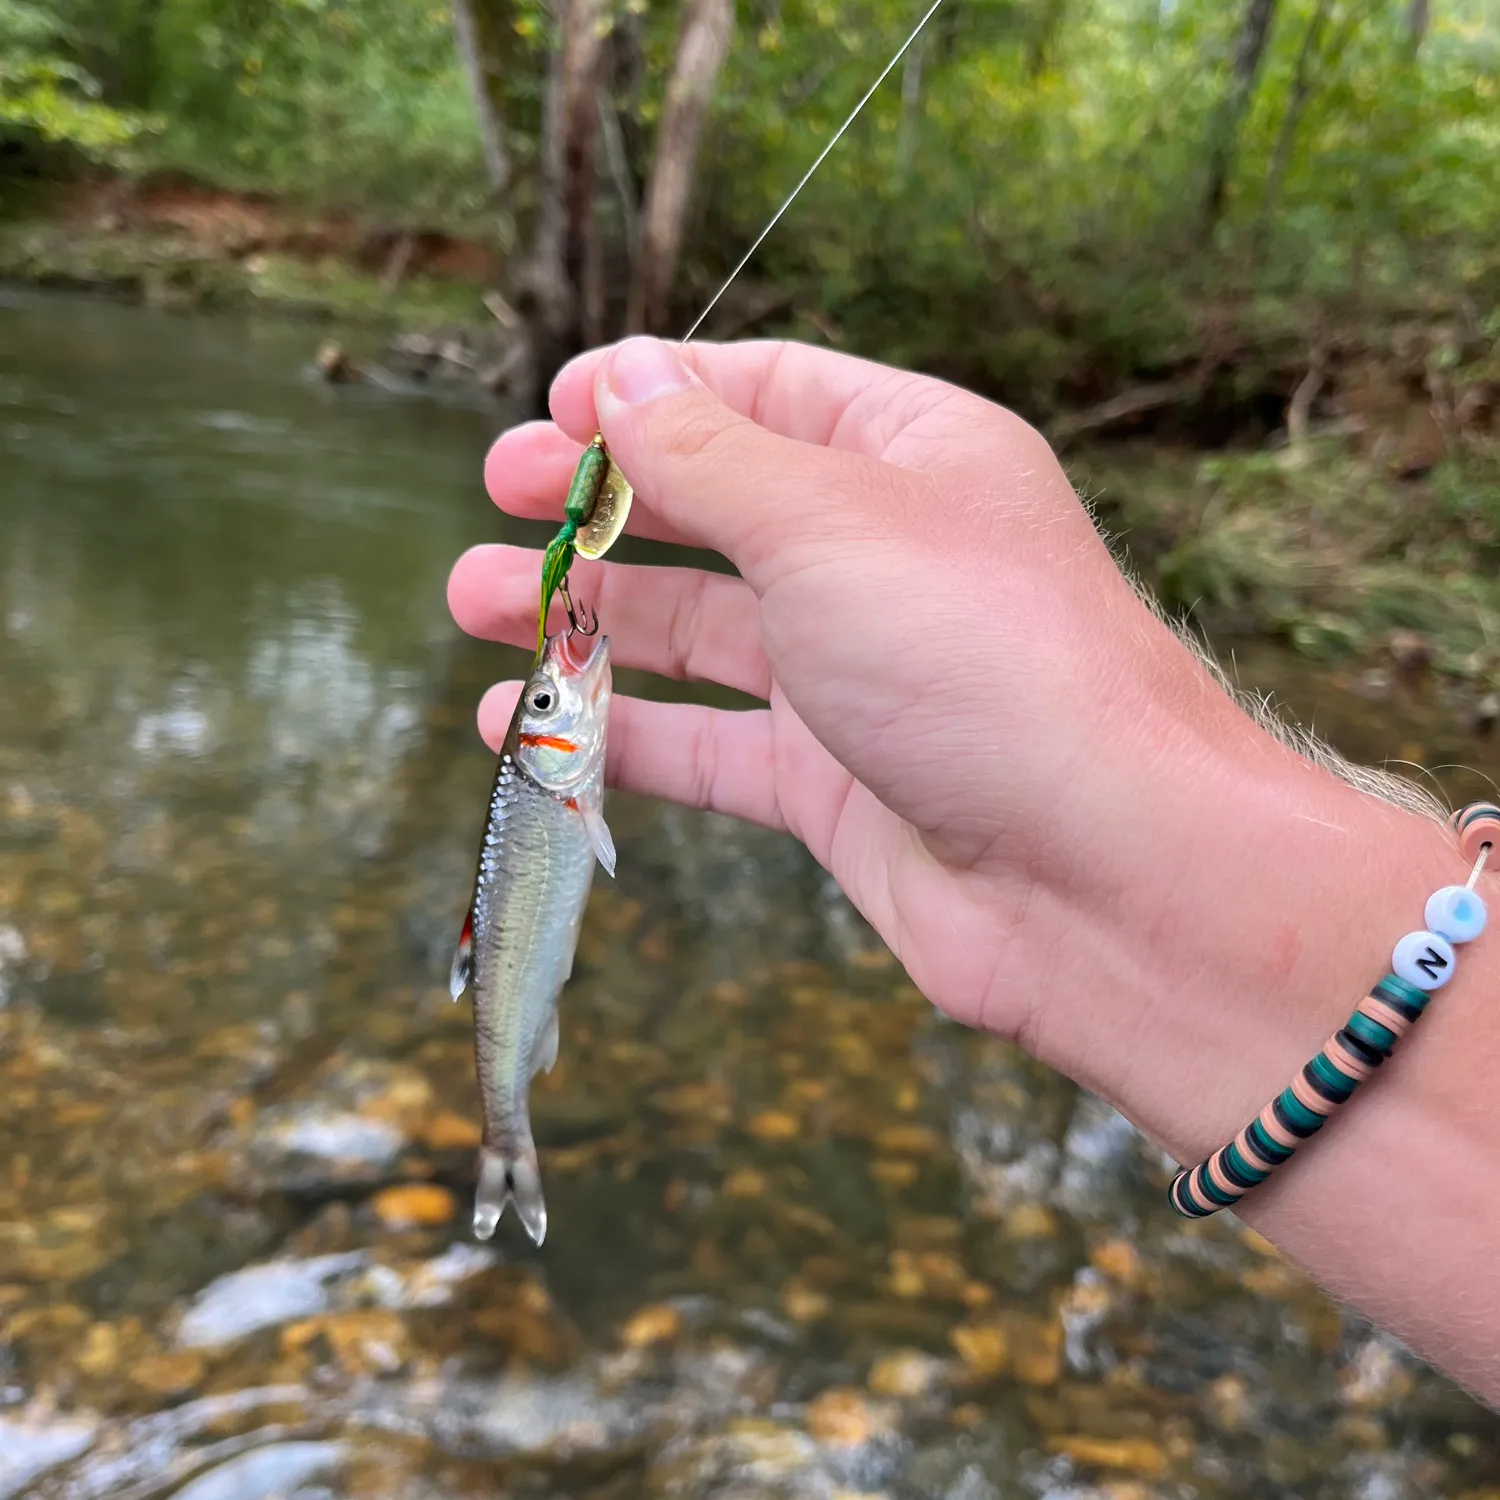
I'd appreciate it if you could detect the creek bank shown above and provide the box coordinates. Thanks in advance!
[1074,437,1500,725]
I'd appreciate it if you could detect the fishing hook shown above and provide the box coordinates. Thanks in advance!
[559,576,599,638]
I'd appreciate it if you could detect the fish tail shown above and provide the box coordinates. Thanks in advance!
[473,1140,547,1246]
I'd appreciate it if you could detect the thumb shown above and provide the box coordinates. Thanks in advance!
[591,337,899,583]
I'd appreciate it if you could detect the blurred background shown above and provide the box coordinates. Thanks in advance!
[5,3,1500,1497]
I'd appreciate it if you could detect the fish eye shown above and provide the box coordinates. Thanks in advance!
[525,684,556,715]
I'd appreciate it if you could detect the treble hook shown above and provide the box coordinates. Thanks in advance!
[558,575,599,638]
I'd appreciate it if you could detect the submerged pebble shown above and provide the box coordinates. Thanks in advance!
[621,1304,683,1349]
[176,1251,369,1347]
[257,1110,405,1166]
[867,1350,942,1400]
[805,1388,879,1447]
[129,1350,206,1398]
[370,1183,457,1228]
[1045,1434,1168,1477]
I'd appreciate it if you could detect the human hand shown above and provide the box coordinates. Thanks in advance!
[451,339,1500,1399]
[449,338,1439,1089]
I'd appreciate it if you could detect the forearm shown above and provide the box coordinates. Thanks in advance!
[518,338,1498,1395]
[1032,621,1500,1402]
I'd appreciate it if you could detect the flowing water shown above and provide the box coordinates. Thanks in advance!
[2,289,1499,1500]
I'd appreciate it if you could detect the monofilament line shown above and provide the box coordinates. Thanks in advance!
[680,0,947,346]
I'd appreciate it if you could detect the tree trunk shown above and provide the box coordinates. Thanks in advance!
[1201,0,1279,235]
[1253,0,1330,255]
[1406,0,1430,57]
[1026,0,1068,81]
[529,0,606,378]
[598,86,639,254]
[117,0,167,107]
[452,0,511,193]
[626,0,734,333]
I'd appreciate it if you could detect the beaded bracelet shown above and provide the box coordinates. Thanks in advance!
[1168,800,1500,1219]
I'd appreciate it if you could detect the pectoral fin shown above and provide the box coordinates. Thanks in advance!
[449,911,474,1001]
[576,786,616,877]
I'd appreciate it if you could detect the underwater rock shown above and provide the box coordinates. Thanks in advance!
[370,1183,457,1229]
[176,1251,370,1346]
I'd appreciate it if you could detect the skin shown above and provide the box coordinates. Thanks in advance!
[449,336,1500,1405]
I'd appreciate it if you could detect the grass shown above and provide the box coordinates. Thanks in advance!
[1077,437,1500,685]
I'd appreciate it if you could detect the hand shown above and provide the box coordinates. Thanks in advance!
[451,339,1500,1400]
[448,337,1431,1085]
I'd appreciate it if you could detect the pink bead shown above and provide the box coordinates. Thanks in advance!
[1454,803,1500,864]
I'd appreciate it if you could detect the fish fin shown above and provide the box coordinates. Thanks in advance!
[449,911,474,1001]
[531,1012,560,1076]
[575,787,616,878]
[474,1142,547,1245]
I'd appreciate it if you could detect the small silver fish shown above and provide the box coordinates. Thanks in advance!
[450,626,615,1244]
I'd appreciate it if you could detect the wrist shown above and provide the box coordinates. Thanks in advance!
[1093,729,1457,1162]
[1028,676,1500,1394]
[1048,633,1455,1125]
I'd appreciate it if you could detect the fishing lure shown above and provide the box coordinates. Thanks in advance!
[457,0,949,1246]
[535,433,634,659]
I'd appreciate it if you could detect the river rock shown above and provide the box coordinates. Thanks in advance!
[176,1250,369,1347]
[371,1183,457,1228]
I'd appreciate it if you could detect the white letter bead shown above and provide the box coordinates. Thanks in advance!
[1424,885,1488,944]
[1392,930,1457,991]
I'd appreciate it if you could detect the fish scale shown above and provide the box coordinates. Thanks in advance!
[472,757,592,1119]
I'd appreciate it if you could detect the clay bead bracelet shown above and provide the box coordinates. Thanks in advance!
[1168,801,1500,1219]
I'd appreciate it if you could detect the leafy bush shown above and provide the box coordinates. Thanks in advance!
[0,0,146,158]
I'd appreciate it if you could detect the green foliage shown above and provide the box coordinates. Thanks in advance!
[138,0,504,216]
[1081,439,1500,671]
[0,0,146,157]
[670,0,1500,407]
[6,0,1500,423]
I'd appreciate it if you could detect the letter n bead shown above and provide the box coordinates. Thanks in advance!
[1391,930,1456,991]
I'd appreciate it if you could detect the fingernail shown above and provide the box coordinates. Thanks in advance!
[604,337,694,405]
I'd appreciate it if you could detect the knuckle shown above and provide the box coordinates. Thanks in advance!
[655,400,749,469]
[664,572,710,681]
[688,714,722,811]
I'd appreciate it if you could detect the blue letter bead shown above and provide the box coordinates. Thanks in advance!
[1392,930,1457,991]
[1424,886,1487,945]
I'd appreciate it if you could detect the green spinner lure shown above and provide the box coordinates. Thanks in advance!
[535,433,634,656]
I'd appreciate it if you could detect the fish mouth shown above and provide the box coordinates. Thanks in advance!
[554,628,610,680]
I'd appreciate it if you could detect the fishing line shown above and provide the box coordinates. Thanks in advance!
[532,0,948,654]
[680,0,947,345]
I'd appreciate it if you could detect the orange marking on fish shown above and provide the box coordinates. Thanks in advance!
[520,734,577,753]
[565,797,579,811]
